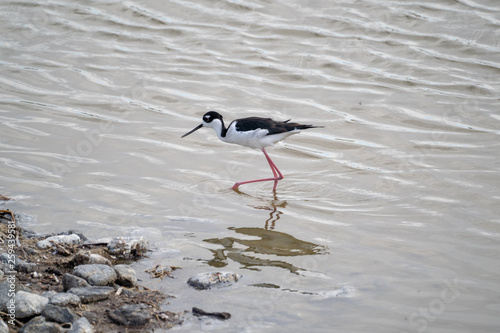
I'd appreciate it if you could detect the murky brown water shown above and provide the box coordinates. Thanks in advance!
[1,0,500,331]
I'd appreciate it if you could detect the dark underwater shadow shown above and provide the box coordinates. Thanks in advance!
[204,227,327,274]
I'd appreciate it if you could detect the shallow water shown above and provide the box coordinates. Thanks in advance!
[1,0,500,331]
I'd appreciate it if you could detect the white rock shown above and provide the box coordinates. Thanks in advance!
[187,271,241,290]
[36,234,81,249]
[107,236,148,257]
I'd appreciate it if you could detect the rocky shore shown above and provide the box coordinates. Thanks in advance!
[0,208,240,332]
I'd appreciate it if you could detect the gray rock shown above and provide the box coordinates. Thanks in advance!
[0,253,13,266]
[42,304,79,324]
[107,236,148,257]
[50,292,81,307]
[72,252,110,266]
[82,312,98,325]
[19,316,63,333]
[36,233,81,249]
[73,264,116,286]
[68,317,94,333]
[24,247,40,256]
[108,303,151,326]
[71,252,91,265]
[0,318,8,333]
[42,290,58,299]
[114,264,137,287]
[15,291,49,319]
[68,286,114,304]
[187,271,241,290]
[63,273,91,291]
[0,279,17,312]
[0,253,36,273]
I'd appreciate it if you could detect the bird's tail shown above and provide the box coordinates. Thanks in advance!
[295,124,324,130]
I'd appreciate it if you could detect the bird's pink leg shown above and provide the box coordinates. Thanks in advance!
[232,148,284,192]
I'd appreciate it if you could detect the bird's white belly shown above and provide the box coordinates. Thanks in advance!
[223,127,298,149]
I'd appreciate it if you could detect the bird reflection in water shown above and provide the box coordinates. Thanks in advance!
[256,193,286,230]
[203,195,328,274]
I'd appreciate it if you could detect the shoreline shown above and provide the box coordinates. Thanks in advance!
[0,209,185,332]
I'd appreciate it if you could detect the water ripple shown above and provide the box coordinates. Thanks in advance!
[1,1,499,332]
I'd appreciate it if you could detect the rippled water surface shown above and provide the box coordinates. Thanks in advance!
[2,0,500,332]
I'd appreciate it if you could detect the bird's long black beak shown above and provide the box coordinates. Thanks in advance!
[181,124,203,138]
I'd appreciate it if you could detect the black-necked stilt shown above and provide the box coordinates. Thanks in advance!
[181,111,322,192]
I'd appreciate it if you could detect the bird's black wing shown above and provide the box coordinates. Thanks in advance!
[234,117,320,135]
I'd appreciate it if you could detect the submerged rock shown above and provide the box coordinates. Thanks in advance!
[73,264,117,286]
[36,234,81,249]
[15,291,49,319]
[108,303,151,326]
[187,271,241,290]
[192,307,231,320]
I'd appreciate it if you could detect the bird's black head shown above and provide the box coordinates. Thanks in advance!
[181,111,224,138]
[202,111,223,124]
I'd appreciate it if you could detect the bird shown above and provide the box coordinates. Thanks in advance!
[181,111,322,192]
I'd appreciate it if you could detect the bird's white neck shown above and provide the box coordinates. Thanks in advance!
[205,119,227,140]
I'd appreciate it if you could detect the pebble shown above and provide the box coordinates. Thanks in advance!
[108,303,151,326]
[19,316,63,333]
[68,317,94,333]
[36,233,81,249]
[15,291,49,319]
[50,292,82,307]
[187,271,241,290]
[68,286,115,304]
[114,264,137,287]
[73,264,117,286]
[107,236,148,257]
[63,273,91,291]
